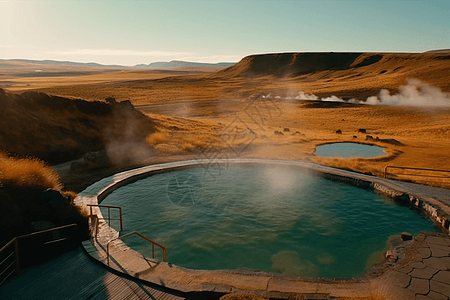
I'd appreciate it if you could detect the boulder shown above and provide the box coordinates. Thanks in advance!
[283,128,290,132]
[358,128,367,133]
[117,100,134,109]
[366,135,374,140]
[353,135,357,139]
[382,138,403,146]
[105,97,117,104]
[401,232,413,241]
[385,249,398,261]
[336,129,342,134]
[83,150,110,168]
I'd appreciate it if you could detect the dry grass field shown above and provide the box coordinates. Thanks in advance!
[2,52,450,188]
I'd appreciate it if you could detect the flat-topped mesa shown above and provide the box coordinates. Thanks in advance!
[212,52,450,79]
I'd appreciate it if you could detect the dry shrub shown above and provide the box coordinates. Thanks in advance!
[0,155,62,190]
[182,143,194,151]
[182,134,225,150]
[146,132,170,147]
[62,191,78,203]
[153,143,180,153]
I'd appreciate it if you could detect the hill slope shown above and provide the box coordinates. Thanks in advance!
[212,52,450,93]
[0,88,156,164]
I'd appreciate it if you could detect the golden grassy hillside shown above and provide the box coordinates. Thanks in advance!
[0,150,61,189]
[0,152,89,246]
[5,52,448,106]
[0,88,156,164]
[1,52,450,189]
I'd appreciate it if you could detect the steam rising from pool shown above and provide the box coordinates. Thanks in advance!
[263,166,298,191]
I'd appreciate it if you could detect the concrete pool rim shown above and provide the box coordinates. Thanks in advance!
[76,158,450,297]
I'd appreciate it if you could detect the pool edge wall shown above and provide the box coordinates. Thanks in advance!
[95,159,450,234]
[75,158,450,298]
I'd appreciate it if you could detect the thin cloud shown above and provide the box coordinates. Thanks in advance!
[47,49,193,57]
[179,54,243,63]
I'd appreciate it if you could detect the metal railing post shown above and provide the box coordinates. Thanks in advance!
[106,232,167,263]
[87,204,123,232]
[119,207,123,232]
[0,223,78,286]
[107,242,110,267]
[14,239,20,274]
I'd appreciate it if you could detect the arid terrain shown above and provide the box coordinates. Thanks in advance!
[1,52,450,191]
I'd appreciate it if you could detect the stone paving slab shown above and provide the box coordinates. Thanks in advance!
[387,232,450,300]
[440,257,450,269]
[433,270,450,285]
[418,247,432,259]
[430,280,450,297]
[423,257,448,270]
[426,236,450,247]
[409,277,430,294]
[409,267,439,279]
[427,290,449,300]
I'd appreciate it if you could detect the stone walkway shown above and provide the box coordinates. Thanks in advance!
[389,180,450,207]
[386,233,450,300]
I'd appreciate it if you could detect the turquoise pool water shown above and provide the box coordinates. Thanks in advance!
[314,142,387,158]
[101,165,439,278]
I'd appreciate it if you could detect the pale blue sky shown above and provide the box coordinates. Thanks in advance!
[0,0,449,66]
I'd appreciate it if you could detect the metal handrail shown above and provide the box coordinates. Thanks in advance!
[0,239,19,286]
[0,223,78,285]
[88,215,99,238]
[87,204,123,232]
[384,166,450,184]
[106,232,166,267]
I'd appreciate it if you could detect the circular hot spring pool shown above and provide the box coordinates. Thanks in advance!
[101,164,439,278]
[314,142,387,158]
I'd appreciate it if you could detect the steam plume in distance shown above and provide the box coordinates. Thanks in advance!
[267,79,450,107]
[366,79,450,107]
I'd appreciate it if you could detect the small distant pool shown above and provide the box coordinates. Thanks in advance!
[314,142,387,158]
[101,165,439,278]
